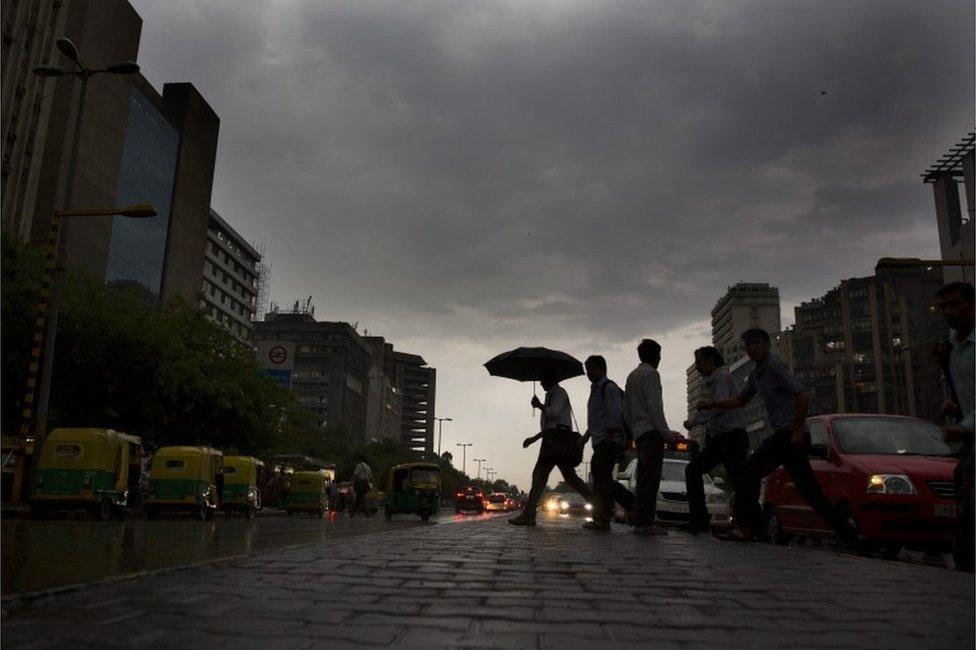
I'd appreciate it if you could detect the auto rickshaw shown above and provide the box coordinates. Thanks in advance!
[30,428,142,520]
[221,455,264,519]
[384,462,440,522]
[145,446,223,520]
[282,469,328,517]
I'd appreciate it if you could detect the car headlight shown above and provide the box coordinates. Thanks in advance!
[559,501,569,510]
[866,474,917,495]
[584,503,593,511]
[545,499,559,512]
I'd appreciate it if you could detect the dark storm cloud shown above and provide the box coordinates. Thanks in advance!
[130,0,971,340]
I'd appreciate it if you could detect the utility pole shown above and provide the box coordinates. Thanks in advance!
[473,458,486,480]
[456,442,473,476]
[434,417,452,457]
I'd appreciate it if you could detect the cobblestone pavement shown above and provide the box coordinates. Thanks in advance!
[3,514,973,649]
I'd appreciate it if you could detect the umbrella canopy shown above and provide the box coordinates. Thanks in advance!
[484,347,584,383]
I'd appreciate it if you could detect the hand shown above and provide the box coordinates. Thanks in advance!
[943,425,973,444]
[523,436,536,449]
[790,429,806,451]
[531,395,544,410]
[697,401,713,411]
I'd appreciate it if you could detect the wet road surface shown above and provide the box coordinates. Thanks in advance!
[2,508,504,596]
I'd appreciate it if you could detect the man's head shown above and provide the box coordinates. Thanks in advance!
[935,282,975,333]
[584,355,607,383]
[740,328,771,362]
[539,366,559,391]
[637,339,662,367]
[694,346,725,377]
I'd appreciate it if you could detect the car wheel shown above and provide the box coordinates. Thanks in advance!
[765,505,791,545]
[880,544,902,560]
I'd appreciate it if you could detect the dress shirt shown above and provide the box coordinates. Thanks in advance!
[540,384,573,430]
[949,329,975,431]
[687,366,746,436]
[623,362,670,438]
[587,376,626,447]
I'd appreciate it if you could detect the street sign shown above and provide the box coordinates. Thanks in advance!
[255,341,294,388]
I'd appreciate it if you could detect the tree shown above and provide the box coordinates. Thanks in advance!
[441,451,453,465]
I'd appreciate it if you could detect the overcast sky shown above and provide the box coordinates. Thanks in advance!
[131,0,973,490]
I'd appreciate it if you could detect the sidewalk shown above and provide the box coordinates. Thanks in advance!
[3,515,973,649]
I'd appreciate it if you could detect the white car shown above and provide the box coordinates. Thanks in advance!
[614,457,730,527]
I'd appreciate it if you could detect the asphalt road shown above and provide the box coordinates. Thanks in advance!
[1,508,505,595]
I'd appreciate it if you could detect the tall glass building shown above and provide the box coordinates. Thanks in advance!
[104,87,180,297]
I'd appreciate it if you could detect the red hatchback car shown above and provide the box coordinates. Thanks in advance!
[764,414,958,556]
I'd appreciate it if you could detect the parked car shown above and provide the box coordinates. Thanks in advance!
[764,414,958,556]
[455,485,485,513]
[614,457,730,526]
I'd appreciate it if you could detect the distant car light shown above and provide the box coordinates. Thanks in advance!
[545,498,560,512]
[584,503,593,511]
[866,474,917,495]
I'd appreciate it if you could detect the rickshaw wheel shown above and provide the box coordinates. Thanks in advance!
[96,499,112,521]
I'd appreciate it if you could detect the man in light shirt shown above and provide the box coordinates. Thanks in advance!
[624,339,671,535]
[352,456,373,517]
[510,366,592,526]
[682,346,748,533]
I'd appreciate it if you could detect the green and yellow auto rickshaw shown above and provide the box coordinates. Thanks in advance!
[282,469,328,517]
[145,446,223,520]
[384,462,440,522]
[30,428,142,520]
[221,455,264,519]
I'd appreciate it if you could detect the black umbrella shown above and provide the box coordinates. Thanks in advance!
[484,347,584,383]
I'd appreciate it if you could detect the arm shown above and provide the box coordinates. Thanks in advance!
[699,394,747,411]
[647,371,670,434]
[522,432,544,448]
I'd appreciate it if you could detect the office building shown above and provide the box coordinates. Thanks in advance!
[1,0,220,304]
[393,352,436,456]
[790,266,945,424]
[253,310,371,442]
[922,132,974,284]
[365,336,402,443]
[201,209,260,341]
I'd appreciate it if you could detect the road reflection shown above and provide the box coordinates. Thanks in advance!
[2,511,444,595]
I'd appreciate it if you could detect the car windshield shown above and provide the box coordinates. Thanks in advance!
[833,418,952,456]
[662,461,687,482]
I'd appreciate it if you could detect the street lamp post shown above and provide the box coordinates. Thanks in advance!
[473,458,486,480]
[456,442,473,477]
[28,38,142,441]
[434,417,452,457]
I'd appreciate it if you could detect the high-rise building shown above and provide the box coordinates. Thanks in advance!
[688,283,783,445]
[201,209,260,342]
[922,132,974,284]
[790,266,945,424]
[364,336,402,443]
[1,0,220,304]
[253,311,371,442]
[393,352,436,456]
[711,283,782,362]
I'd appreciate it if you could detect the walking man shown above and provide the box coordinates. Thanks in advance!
[581,355,636,531]
[934,282,974,572]
[624,339,671,535]
[352,456,373,517]
[510,367,592,526]
[682,346,749,533]
[699,328,856,543]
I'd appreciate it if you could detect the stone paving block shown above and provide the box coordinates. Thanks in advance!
[396,628,540,649]
[302,624,402,646]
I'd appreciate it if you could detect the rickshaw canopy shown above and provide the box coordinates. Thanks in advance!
[222,455,264,485]
[387,463,441,492]
[149,446,222,481]
[39,428,141,473]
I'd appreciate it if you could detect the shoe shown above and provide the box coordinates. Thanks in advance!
[632,525,669,536]
[583,521,611,531]
[508,513,536,526]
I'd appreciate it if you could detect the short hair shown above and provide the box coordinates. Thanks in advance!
[637,339,661,362]
[539,366,558,382]
[936,282,975,304]
[694,346,725,367]
[584,355,607,373]
[740,328,770,344]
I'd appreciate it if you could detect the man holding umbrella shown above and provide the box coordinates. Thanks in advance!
[509,366,592,526]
